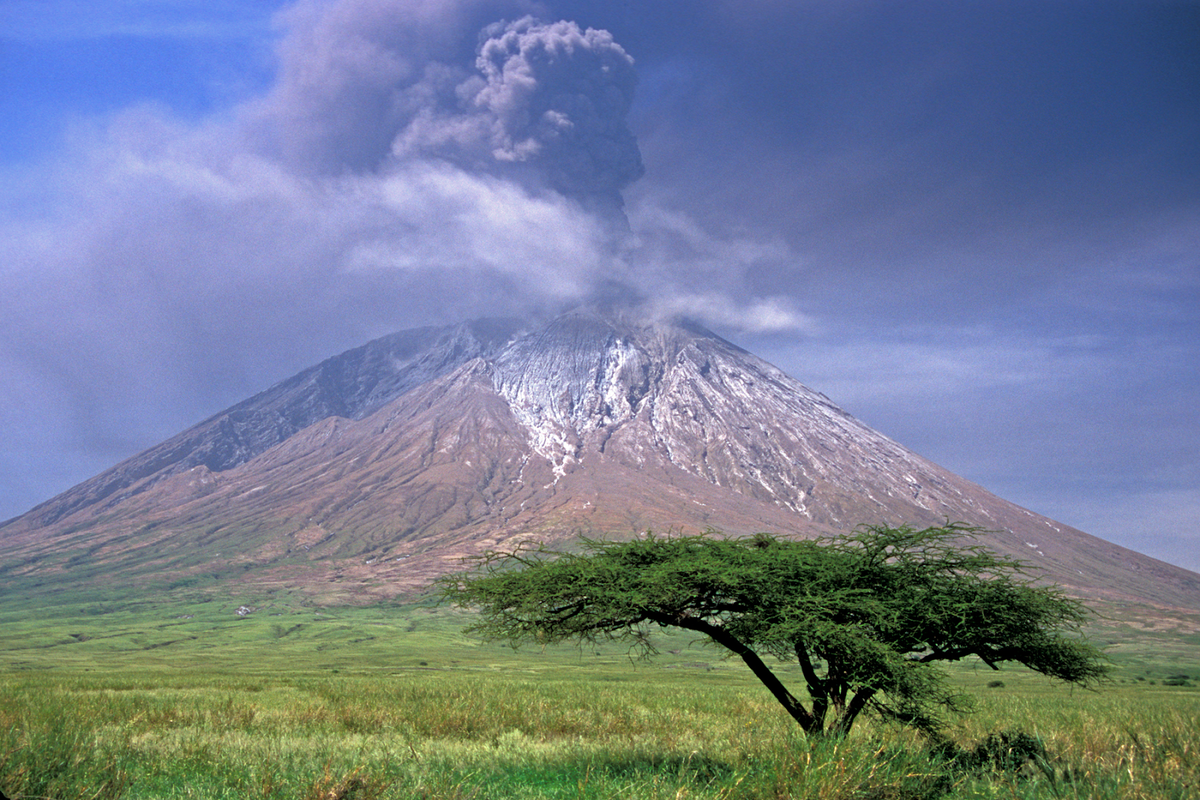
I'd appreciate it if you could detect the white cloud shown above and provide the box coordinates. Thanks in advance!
[650,293,817,334]
[342,161,612,298]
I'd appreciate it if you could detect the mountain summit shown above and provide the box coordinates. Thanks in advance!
[3,310,1198,609]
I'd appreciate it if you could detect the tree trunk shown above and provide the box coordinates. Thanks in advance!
[647,612,819,733]
[796,641,829,729]
[830,688,876,737]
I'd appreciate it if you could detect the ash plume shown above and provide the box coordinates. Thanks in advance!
[466,17,645,207]
[253,5,645,214]
[387,16,644,216]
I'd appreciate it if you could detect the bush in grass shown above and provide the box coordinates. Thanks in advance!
[932,729,1050,778]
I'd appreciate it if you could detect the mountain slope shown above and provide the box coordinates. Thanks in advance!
[13,319,523,529]
[3,310,1198,610]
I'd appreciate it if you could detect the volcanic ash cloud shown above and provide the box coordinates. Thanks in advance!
[392,16,645,212]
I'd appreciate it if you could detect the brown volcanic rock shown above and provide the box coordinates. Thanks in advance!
[3,310,1199,609]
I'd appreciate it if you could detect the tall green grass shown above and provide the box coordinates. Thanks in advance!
[2,599,1197,798]
[2,667,1197,799]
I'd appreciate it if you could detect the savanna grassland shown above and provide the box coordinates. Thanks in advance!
[2,595,1198,799]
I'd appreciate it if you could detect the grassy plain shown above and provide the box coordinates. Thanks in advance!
[1,594,1198,799]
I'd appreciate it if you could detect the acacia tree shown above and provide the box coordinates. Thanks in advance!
[439,523,1107,737]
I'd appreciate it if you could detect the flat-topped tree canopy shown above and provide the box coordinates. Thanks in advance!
[440,523,1108,737]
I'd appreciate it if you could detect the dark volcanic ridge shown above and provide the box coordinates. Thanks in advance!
[3,309,1198,610]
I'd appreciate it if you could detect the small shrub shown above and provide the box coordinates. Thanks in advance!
[852,772,954,800]
[972,730,1047,772]
[304,767,390,800]
[933,729,1050,776]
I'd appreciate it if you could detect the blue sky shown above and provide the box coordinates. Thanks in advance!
[2,0,1197,571]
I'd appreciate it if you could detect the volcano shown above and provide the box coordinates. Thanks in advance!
[3,309,1198,609]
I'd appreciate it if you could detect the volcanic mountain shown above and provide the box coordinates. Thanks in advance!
[3,310,1198,610]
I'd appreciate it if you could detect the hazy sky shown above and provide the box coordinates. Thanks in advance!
[2,0,1197,572]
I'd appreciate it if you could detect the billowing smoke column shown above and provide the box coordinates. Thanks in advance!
[240,2,797,325]
[252,4,645,217]
[391,17,644,213]
[469,18,645,206]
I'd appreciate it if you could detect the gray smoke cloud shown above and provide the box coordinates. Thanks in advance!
[459,17,644,206]
[249,5,644,212]
[243,0,483,173]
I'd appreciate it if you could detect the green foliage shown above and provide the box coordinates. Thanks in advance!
[440,523,1108,737]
